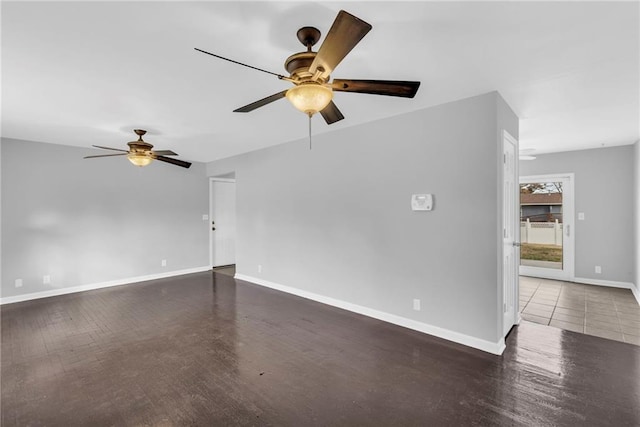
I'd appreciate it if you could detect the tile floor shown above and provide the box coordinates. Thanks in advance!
[519,276,640,346]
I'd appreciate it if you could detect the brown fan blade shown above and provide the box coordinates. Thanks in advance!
[84,153,128,159]
[233,90,288,113]
[309,10,372,81]
[152,150,178,156]
[320,101,345,125]
[92,145,129,152]
[154,155,192,169]
[331,79,421,98]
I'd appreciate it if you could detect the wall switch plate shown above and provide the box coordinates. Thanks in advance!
[202,214,209,221]
[15,279,23,288]
[595,266,602,274]
[161,259,167,267]
[413,299,421,311]
[258,265,262,273]
[43,275,51,284]
[578,212,585,220]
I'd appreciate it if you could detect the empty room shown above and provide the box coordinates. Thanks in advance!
[1,1,639,425]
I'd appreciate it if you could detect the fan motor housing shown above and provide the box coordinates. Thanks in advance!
[285,52,328,83]
[127,141,153,152]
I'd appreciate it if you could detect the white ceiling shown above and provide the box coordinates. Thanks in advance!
[2,1,638,163]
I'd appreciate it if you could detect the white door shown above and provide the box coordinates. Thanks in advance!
[519,174,574,281]
[210,179,236,267]
[502,131,519,336]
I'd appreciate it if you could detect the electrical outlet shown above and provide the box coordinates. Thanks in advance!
[413,299,421,311]
[595,266,602,274]
[161,259,167,267]
[15,279,23,288]
[43,275,51,284]
[258,264,262,273]
[202,214,209,221]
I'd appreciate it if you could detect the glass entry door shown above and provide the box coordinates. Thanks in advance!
[519,174,574,281]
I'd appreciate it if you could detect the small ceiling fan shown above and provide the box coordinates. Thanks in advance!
[84,129,192,168]
[195,10,421,124]
[519,148,537,161]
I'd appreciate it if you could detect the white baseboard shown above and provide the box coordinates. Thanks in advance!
[515,313,523,325]
[0,266,211,305]
[631,285,640,306]
[572,277,635,290]
[235,274,505,356]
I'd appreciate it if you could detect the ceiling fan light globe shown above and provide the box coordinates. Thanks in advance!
[286,83,333,115]
[127,153,153,167]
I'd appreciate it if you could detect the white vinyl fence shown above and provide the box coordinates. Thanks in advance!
[520,219,563,246]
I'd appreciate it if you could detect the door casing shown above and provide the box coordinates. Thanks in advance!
[519,173,575,282]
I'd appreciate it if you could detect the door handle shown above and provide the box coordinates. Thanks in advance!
[512,242,521,247]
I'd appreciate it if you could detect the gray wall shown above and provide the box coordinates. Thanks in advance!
[1,138,209,298]
[520,145,635,284]
[208,92,518,344]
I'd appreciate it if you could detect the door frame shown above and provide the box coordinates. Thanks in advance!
[209,177,236,269]
[519,173,575,282]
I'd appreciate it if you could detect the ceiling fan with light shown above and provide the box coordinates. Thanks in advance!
[519,148,537,161]
[195,10,421,124]
[84,129,192,168]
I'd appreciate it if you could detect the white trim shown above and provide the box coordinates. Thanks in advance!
[235,274,506,356]
[0,266,211,305]
[572,277,635,290]
[632,286,640,306]
[519,266,569,281]
[519,173,573,182]
[515,313,522,325]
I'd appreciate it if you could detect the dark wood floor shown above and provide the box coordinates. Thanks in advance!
[2,271,639,426]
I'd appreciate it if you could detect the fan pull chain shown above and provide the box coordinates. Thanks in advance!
[308,113,312,150]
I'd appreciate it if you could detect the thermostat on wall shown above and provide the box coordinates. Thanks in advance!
[411,194,433,211]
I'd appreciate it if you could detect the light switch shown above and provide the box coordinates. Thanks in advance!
[202,214,209,221]
[578,212,585,220]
